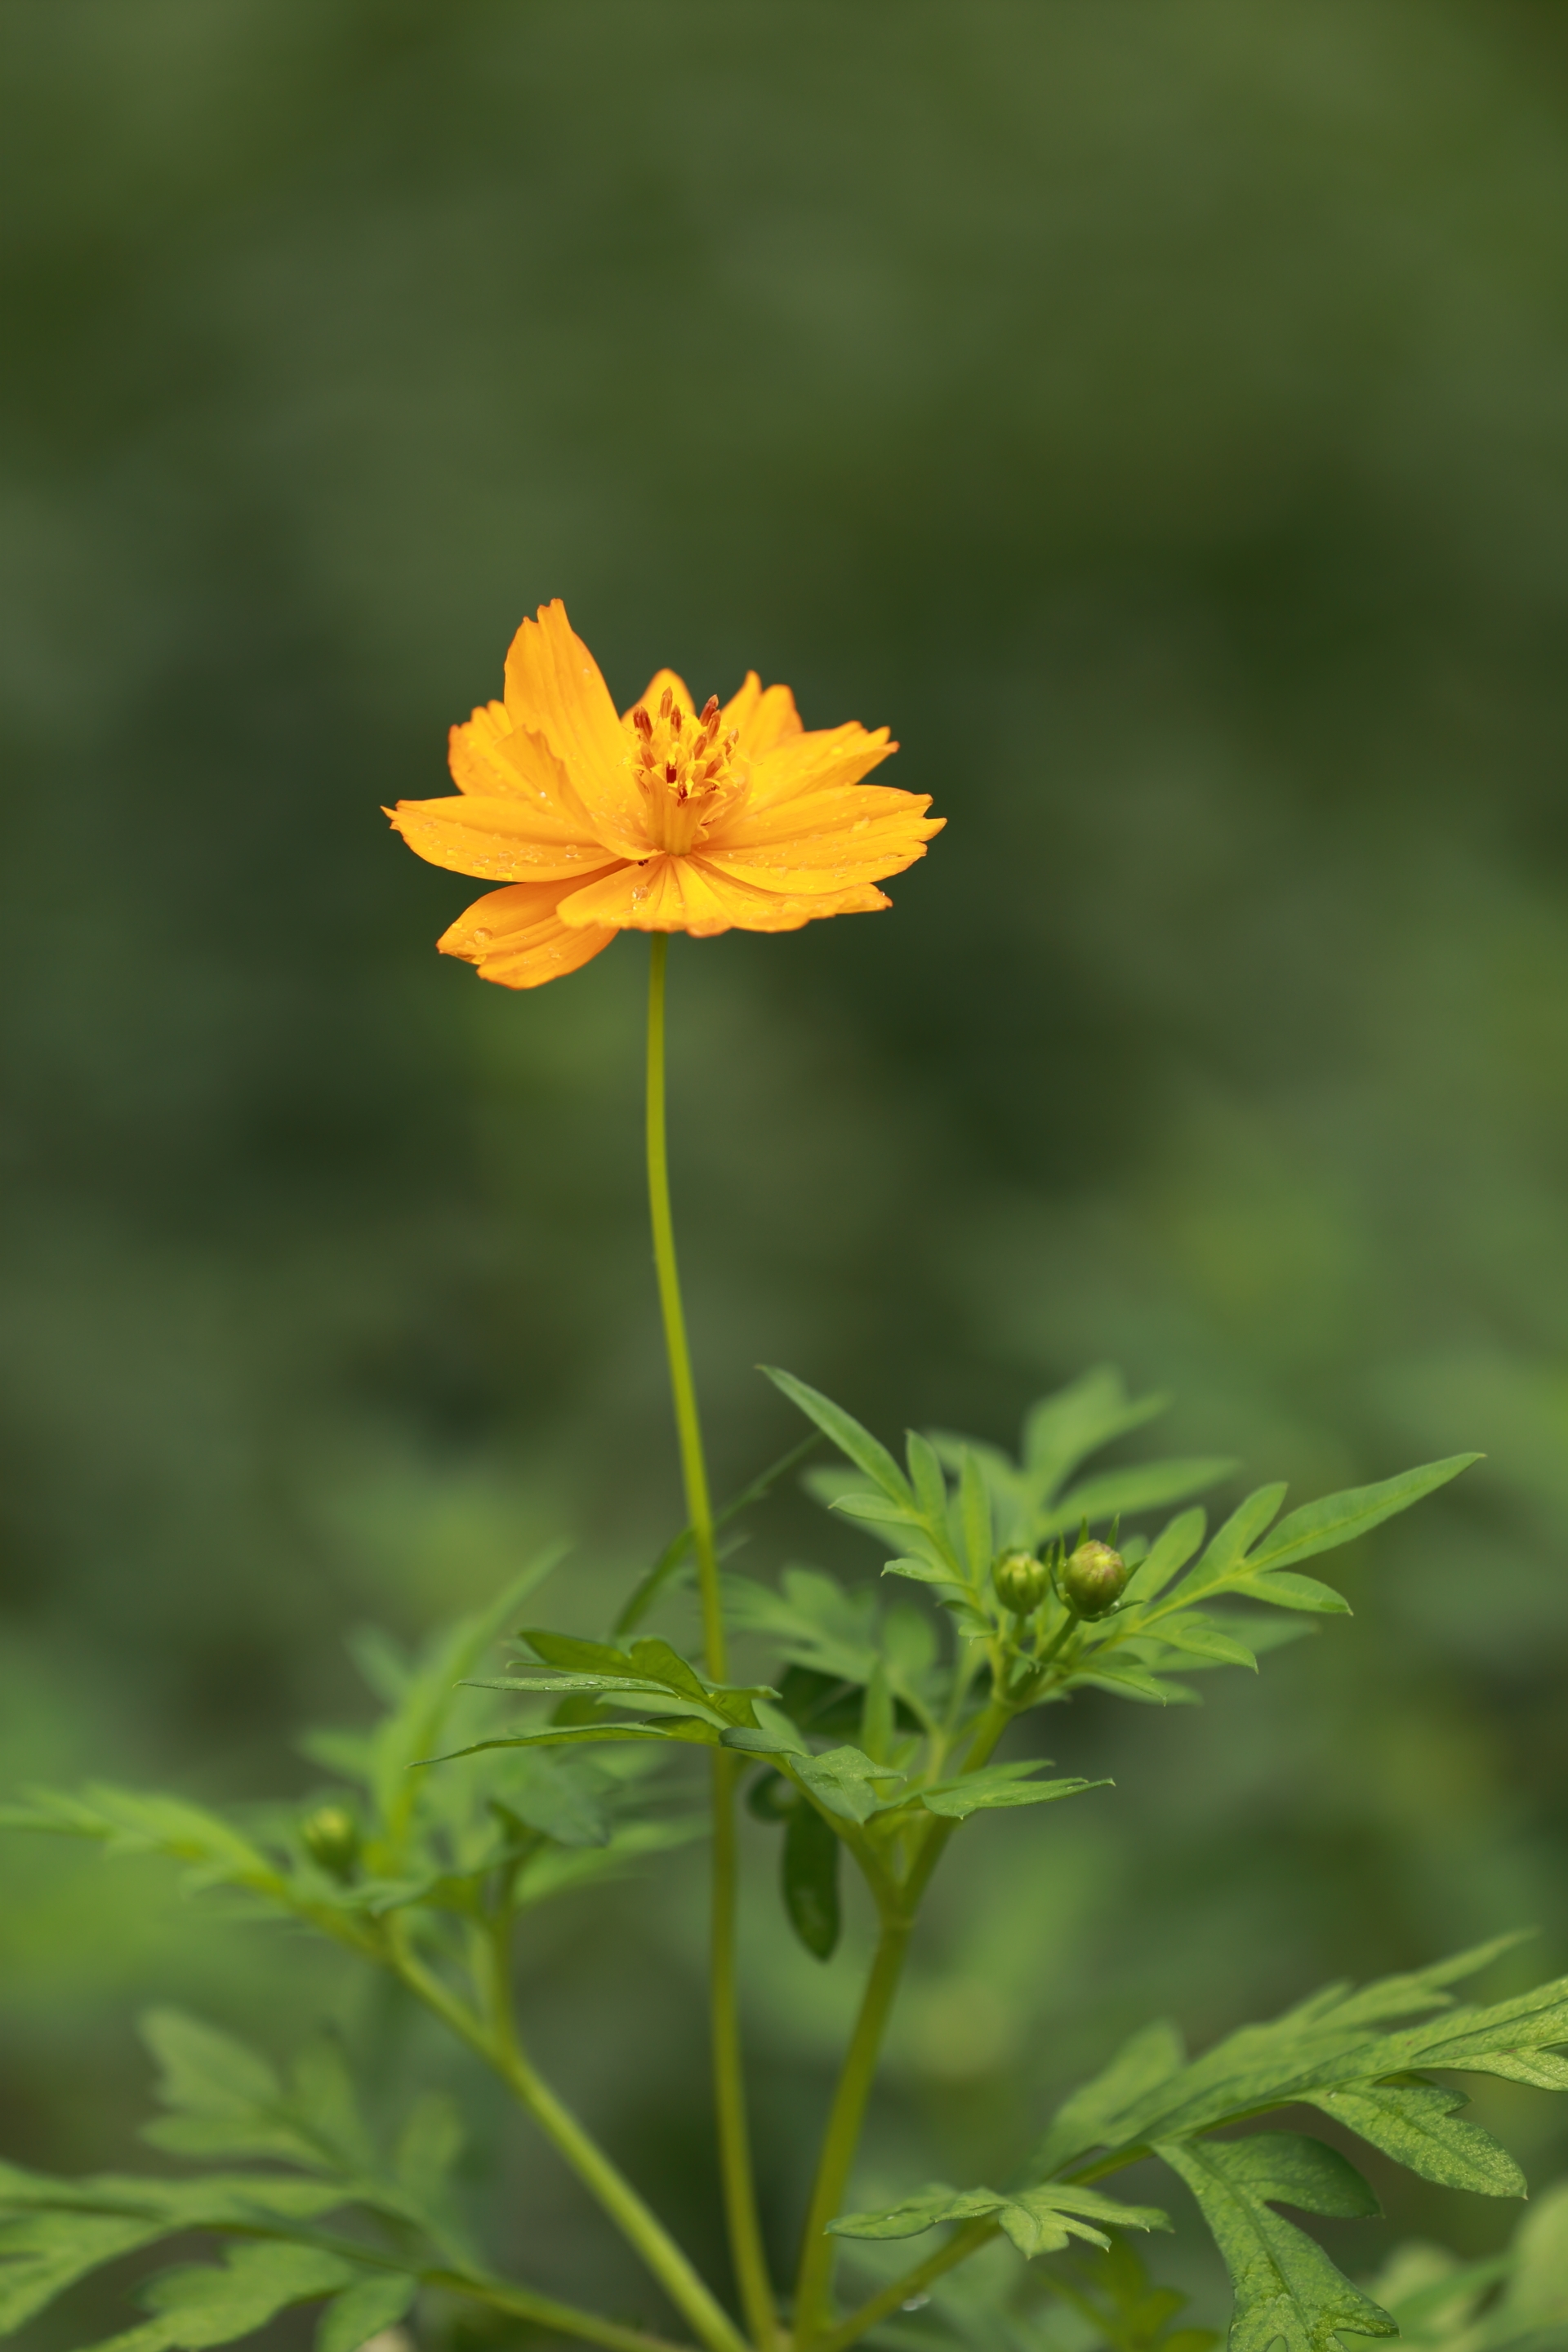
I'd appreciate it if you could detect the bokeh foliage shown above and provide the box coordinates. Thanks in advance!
[5,0,1568,2337]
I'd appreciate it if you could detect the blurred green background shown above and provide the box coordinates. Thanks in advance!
[6,0,1568,2339]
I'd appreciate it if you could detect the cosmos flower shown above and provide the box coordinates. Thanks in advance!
[388,599,942,987]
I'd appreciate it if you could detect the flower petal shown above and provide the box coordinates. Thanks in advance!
[706,784,942,880]
[623,669,696,721]
[502,600,647,854]
[741,723,898,814]
[722,675,805,759]
[557,855,739,936]
[557,854,895,935]
[438,878,621,989]
[448,699,599,831]
[389,795,617,883]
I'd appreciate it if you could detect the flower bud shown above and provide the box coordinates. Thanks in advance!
[992,1549,1051,1614]
[301,1804,359,1879]
[1059,1539,1128,1619]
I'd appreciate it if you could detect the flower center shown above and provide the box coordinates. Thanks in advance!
[629,688,746,854]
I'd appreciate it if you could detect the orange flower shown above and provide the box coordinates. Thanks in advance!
[387,599,942,988]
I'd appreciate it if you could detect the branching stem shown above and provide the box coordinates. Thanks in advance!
[388,1919,747,2352]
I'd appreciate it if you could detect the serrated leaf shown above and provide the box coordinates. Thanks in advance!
[762,1368,913,1508]
[782,1801,840,1960]
[1248,1456,1481,1575]
[139,2241,357,2347]
[1307,2081,1525,2198]
[315,2270,418,2352]
[0,2210,176,2332]
[828,2178,1168,2257]
[1037,1942,1568,2171]
[1030,2018,1187,2177]
[1156,2135,1394,2352]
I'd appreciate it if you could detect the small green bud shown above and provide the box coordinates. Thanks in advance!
[992,1549,1051,1614]
[1059,1539,1128,1619]
[301,1804,359,1879]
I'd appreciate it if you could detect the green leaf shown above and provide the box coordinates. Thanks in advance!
[906,1431,949,1524]
[513,1815,706,1910]
[368,1549,565,1846]
[1121,1509,1208,1606]
[917,1765,1111,1820]
[1080,1664,1200,1706]
[488,1751,610,1849]
[316,2270,417,2352]
[958,1450,993,1584]
[1022,1369,1169,1499]
[720,1696,810,1757]
[782,1801,841,1960]
[1157,2134,1392,2352]
[722,1567,881,1687]
[1305,2081,1526,2198]
[1237,1573,1352,1616]
[762,1367,913,1508]
[1045,1459,1239,1535]
[519,1631,636,1675]
[1142,1615,1259,1670]
[136,2241,359,2348]
[613,1433,820,1637]
[831,1494,931,1531]
[1248,1456,1481,1575]
[1030,2018,1187,2177]
[880,1557,965,1590]
[1034,1941,1568,2172]
[828,2177,1169,2257]
[140,2016,376,2181]
[794,1744,904,1824]
[1196,1486,1289,1583]
[0,2209,176,2332]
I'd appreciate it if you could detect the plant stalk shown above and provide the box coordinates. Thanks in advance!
[389,1922,748,2352]
[791,1915,913,2348]
[646,933,777,2352]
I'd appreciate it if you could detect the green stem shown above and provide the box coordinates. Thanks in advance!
[646,933,777,2352]
[792,1915,913,2349]
[437,2271,690,2352]
[815,2219,998,2352]
[390,1922,748,2352]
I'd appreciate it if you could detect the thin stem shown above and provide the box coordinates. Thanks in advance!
[815,2219,998,2352]
[437,2271,690,2352]
[646,933,777,2352]
[792,1916,913,2349]
[389,1921,748,2352]
[645,932,724,1674]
